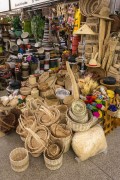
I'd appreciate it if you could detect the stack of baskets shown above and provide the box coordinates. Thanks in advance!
[66,100,98,132]
[44,140,64,170]
[50,123,72,153]
[79,0,110,16]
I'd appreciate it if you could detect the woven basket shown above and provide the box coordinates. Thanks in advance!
[44,97,60,107]
[38,72,49,83]
[44,153,63,171]
[79,0,110,16]
[44,140,64,170]
[50,124,72,153]
[63,95,74,107]
[71,100,87,116]
[16,115,36,141]
[57,105,68,124]
[38,106,60,127]
[66,110,98,132]
[25,126,50,157]
[9,148,29,172]
[38,82,49,91]
[68,108,88,123]
[40,89,55,98]
[0,113,15,133]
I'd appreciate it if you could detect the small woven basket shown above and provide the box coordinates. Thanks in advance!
[66,110,98,132]
[50,124,72,153]
[9,147,29,172]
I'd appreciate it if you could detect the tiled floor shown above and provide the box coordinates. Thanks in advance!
[0,128,120,180]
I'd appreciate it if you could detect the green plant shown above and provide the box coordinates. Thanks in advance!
[12,16,22,30]
[31,15,45,41]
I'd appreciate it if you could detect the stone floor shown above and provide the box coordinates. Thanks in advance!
[0,128,120,180]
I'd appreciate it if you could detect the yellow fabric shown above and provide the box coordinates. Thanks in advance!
[73,9,81,33]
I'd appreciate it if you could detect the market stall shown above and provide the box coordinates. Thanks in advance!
[0,0,120,172]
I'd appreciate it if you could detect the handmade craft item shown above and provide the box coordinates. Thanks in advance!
[66,61,79,100]
[72,125,107,161]
[25,126,50,157]
[9,147,29,172]
[44,140,64,170]
[50,123,72,153]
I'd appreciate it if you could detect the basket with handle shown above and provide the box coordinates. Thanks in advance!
[25,126,50,157]
[9,147,29,172]
[50,123,72,153]
[38,106,60,127]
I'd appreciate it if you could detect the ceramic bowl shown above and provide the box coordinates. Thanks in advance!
[23,38,29,44]
[21,32,29,39]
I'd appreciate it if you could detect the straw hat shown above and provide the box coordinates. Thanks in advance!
[73,24,96,35]
[86,53,100,67]
[93,7,113,21]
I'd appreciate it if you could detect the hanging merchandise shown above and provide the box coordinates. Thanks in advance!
[73,9,81,33]
[31,15,45,42]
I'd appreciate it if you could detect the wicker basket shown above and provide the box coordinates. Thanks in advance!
[25,126,50,157]
[68,108,89,123]
[57,105,68,124]
[50,124,72,153]
[66,110,98,132]
[16,116,36,141]
[63,95,74,107]
[0,113,15,133]
[40,89,55,98]
[9,148,29,172]
[44,97,60,107]
[44,140,64,170]
[38,106,60,127]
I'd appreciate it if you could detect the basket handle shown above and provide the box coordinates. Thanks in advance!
[26,128,47,149]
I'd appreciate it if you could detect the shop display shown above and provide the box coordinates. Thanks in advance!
[0,0,119,173]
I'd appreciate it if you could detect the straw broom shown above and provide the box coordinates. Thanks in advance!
[66,61,79,100]
[106,39,118,71]
[98,19,106,63]
[102,21,111,58]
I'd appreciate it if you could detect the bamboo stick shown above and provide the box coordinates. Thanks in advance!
[102,21,111,58]
[98,19,106,63]
[106,39,118,71]
[101,44,110,69]
[66,61,79,100]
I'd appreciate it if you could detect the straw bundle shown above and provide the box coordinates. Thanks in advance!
[25,126,50,157]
